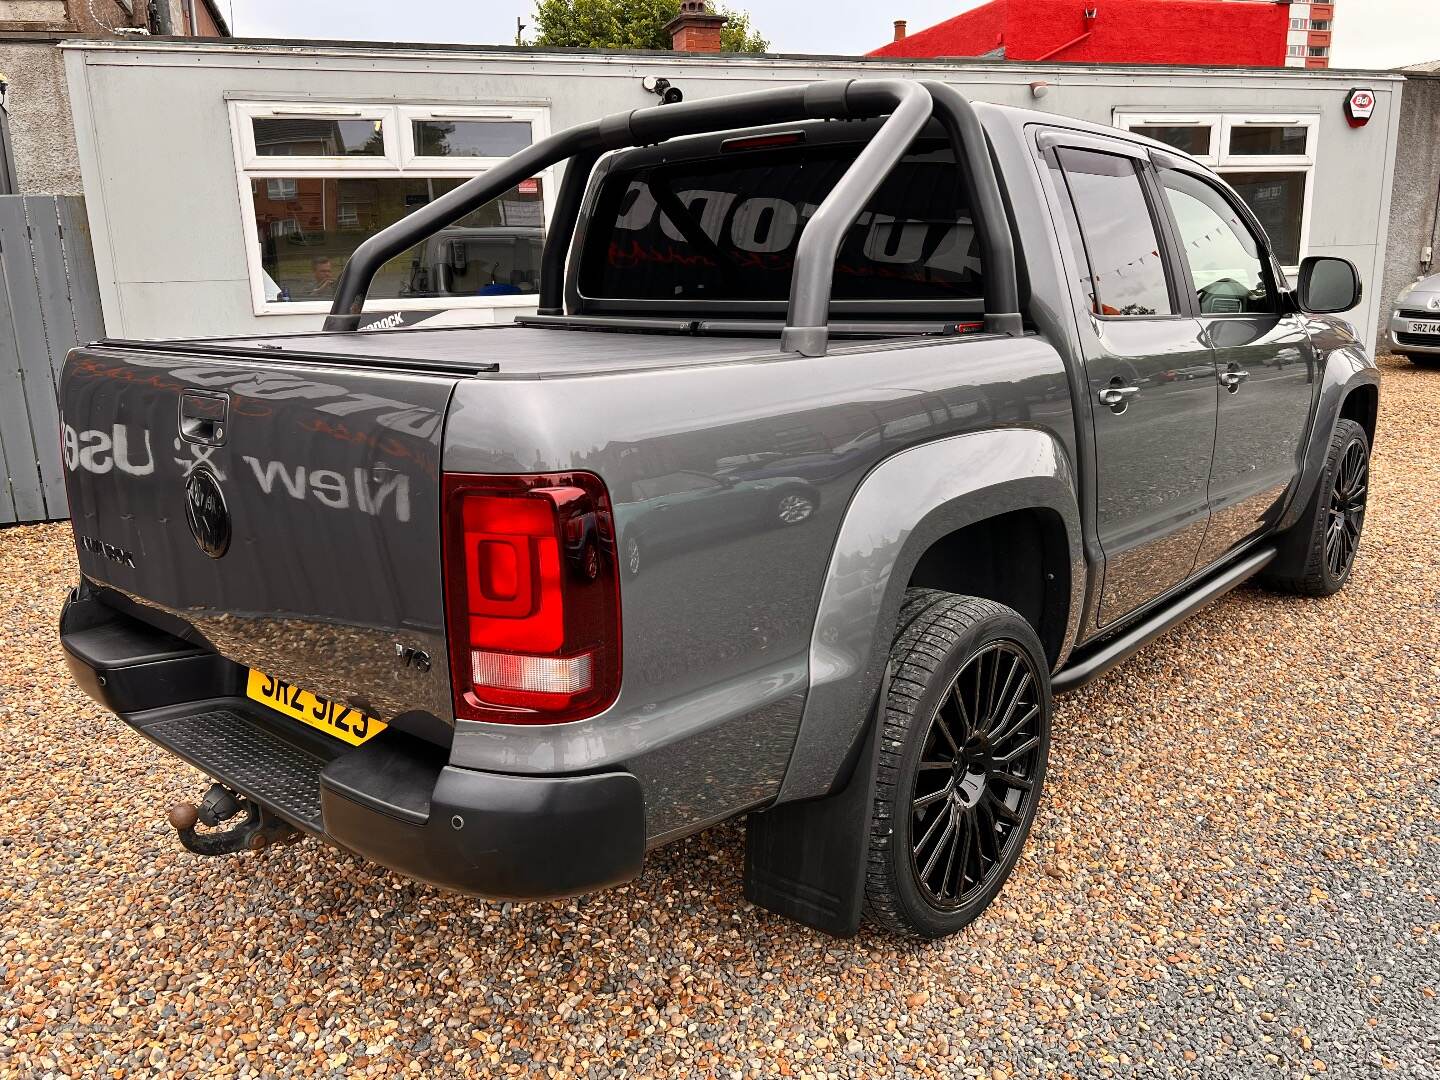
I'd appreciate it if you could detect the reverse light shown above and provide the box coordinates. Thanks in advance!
[443,472,621,724]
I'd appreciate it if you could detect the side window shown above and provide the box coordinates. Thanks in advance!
[1055,148,1175,318]
[1159,169,1277,315]
[1046,157,1098,314]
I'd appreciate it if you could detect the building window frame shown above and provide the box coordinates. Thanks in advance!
[397,104,549,171]
[1115,110,1318,272]
[228,101,553,317]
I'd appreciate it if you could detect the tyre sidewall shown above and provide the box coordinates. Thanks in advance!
[888,608,1052,938]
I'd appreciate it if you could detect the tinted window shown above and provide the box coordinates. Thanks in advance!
[253,118,384,157]
[1055,149,1173,318]
[251,177,543,302]
[580,141,982,303]
[413,119,532,158]
[1229,125,1308,156]
[1161,169,1276,314]
[1130,124,1212,157]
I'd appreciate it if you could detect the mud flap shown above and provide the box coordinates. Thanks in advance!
[743,664,892,937]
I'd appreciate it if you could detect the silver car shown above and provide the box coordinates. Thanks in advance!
[1390,273,1440,365]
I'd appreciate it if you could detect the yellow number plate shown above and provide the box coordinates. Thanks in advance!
[245,669,386,747]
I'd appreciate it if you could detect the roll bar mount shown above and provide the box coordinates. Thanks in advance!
[324,79,1024,355]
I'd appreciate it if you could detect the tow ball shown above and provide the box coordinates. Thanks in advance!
[166,783,301,856]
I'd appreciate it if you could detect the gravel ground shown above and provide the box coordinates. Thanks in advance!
[2,354,1437,1080]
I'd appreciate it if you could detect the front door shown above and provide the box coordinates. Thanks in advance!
[1155,165,1318,567]
[1046,142,1220,627]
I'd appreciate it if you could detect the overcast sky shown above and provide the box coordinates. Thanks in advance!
[223,0,1440,70]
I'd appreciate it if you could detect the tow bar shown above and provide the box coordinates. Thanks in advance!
[166,783,301,856]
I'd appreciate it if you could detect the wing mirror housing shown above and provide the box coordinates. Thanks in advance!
[1297,256,1362,314]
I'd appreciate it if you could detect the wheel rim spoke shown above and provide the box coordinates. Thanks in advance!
[995,734,1040,764]
[932,710,961,755]
[990,703,1039,749]
[993,769,1033,793]
[920,808,956,882]
[913,783,952,811]
[986,789,1022,825]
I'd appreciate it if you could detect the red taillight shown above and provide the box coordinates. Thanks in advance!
[442,472,621,724]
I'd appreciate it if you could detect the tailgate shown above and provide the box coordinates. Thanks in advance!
[60,345,458,734]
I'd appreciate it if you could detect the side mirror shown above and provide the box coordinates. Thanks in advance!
[1297,256,1362,314]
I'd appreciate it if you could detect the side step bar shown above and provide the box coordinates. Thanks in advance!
[1053,545,1277,694]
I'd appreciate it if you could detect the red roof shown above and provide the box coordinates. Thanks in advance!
[870,0,1290,66]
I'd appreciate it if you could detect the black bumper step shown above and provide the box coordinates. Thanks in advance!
[63,587,649,899]
[142,707,331,833]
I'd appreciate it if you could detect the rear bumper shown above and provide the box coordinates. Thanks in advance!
[60,587,645,900]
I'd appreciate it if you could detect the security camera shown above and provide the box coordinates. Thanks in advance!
[641,76,684,105]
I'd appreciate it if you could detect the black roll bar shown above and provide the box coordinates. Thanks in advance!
[324,78,1024,351]
[922,81,1024,337]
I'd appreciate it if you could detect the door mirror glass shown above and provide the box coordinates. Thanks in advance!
[1297,256,1362,314]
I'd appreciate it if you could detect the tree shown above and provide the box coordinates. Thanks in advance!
[531,0,769,54]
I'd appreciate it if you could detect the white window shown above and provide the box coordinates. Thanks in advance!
[1287,44,1306,57]
[1311,19,1331,30]
[229,101,552,317]
[1115,111,1317,269]
[1308,45,1329,57]
[1290,17,1310,29]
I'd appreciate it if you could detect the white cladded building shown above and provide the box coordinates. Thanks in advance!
[60,35,1406,344]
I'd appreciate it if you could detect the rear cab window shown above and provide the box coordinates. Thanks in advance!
[577,138,985,309]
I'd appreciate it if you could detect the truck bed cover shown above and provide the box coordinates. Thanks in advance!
[114,323,798,378]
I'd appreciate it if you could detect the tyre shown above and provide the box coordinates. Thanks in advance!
[621,533,643,578]
[863,591,1052,940]
[775,490,817,526]
[1262,418,1370,597]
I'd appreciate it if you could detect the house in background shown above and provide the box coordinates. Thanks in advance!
[875,0,1337,69]
[0,0,228,195]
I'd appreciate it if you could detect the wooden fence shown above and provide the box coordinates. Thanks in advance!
[0,195,104,524]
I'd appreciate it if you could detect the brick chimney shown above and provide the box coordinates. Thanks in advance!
[665,0,728,53]
[893,19,908,42]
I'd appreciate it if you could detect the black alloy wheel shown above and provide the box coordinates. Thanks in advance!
[908,640,1044,909]
[863,591,1053,939]
[1325,437,1368,581]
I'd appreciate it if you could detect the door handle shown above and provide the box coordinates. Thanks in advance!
[1097,385,1140,410]
[1218,369,1250,392]
[178,390,229,446]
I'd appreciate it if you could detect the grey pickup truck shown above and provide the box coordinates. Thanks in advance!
[59,79,1378,940]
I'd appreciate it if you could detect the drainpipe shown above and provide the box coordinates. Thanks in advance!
[1036,5,1097,62]
[0,78,17,196]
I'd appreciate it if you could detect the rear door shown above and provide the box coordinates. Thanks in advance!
[1043,137,1219,627]
[1153,164,1317,567]
[60,345,458,735]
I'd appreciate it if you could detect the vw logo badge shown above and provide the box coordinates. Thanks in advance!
[184,466,231,559]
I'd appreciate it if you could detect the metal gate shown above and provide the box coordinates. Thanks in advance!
[0,195,104,524]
